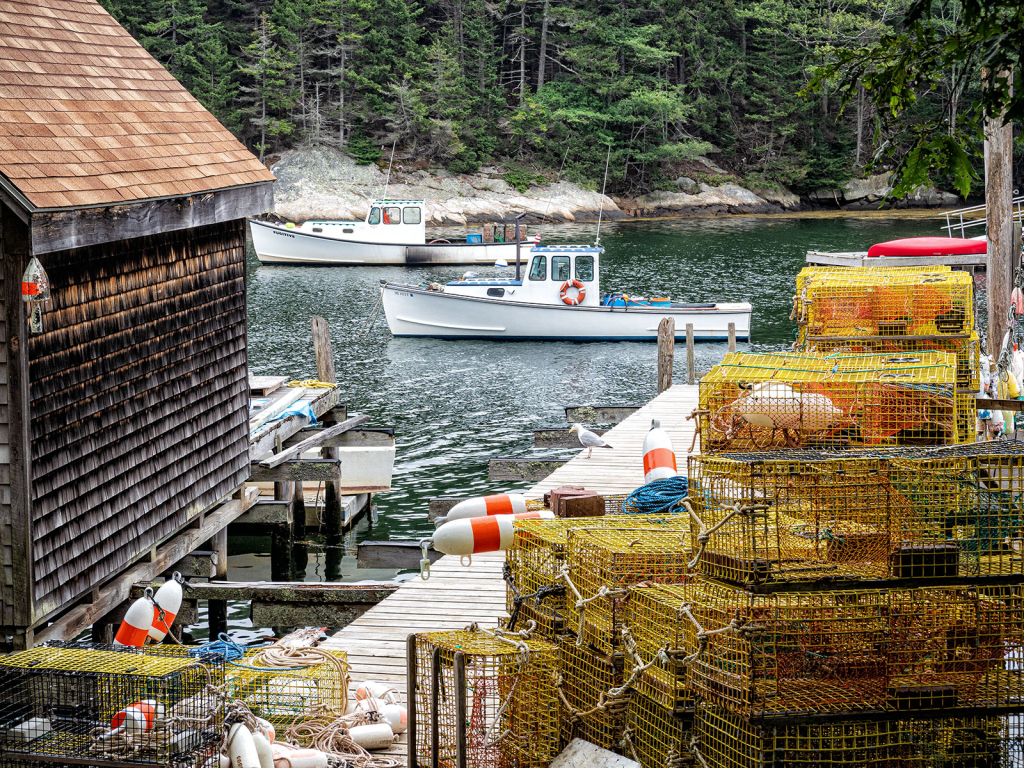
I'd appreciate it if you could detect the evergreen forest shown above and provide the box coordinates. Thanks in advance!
[99,0,978,196]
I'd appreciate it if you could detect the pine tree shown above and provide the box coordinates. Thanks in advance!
[238,12,297,160]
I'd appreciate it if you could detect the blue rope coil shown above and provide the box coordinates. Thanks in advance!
[623,476,690,515]
[190,632,246,662]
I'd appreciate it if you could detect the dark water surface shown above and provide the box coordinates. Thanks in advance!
[208,212,947,639]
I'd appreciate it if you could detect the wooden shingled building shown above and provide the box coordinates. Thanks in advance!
[0,0,275,646]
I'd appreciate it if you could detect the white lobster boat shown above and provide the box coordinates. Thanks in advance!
[249,199,520,265]
[381,244,751,341]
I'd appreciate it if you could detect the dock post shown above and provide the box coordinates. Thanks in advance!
[657,317,675,394]
[984,91,1014,354]
[407,634,418,768]
[686,323,696,386]
[313,317,343,536]
[454,652,467,768]
[430,648,442,768]
[728,322,737,353]
[207,526,228,638]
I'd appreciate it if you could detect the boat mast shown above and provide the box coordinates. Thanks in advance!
[595,145,611,246]
[515,212,526,281]
[382,140,397,200]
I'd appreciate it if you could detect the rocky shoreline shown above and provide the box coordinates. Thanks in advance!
[267,147,963,225]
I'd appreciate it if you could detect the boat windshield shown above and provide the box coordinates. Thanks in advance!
[368,207,380,225]
[529,255,546,280]
[576,255,594,281]
[552,256,570,281]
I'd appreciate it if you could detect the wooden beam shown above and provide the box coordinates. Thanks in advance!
[231,499,292,527]
[249,375,289,396]
[260,415,370,468]
[249,458,342,483]
[29,184,274,255]
[985,90,1014,356]
[131,580,397,604]
[489,457,567,482]
[164,550,217,579]
[283,425,391,450]
[32,487,259,645]
[535,427,606,449]
[249,387,341,459]
[658,317,675,394]
[358,541,442,570]
[252,602,372,628]
[978,398,1024,412]
[428,497,471,522]
[564,405,640,424]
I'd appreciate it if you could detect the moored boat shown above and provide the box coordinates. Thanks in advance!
[380,244,751,341]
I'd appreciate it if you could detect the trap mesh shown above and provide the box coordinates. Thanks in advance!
[689,579,1023,720]
[565,527,692,654]
[687,443,1024,585]
[557,636,628,751]
[794,267,974,339]
[0,646,222,766]
[225,648,348,728]
[626,583,698,713]
[698,351,960,452]
[413,628,559,768]
[506,514,689,638]
[692,706,1023,768]
[627,692,694,768]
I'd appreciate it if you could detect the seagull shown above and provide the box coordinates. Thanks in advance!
[569,423,612,458]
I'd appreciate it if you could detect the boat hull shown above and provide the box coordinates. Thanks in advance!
[250,219,522,265]
[381,284,751,341]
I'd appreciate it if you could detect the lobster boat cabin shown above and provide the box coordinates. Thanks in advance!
[381,244,751,341]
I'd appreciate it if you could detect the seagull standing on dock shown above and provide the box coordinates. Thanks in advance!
[570,423,613,458]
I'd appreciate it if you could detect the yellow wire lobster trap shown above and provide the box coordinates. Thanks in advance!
[688,578,1024,720]
[563,527,692,655]
[794,266,975,339]
[697,351,960,452]
[0,646,223,767]
[626,692,694,768]
[687,442,1024,586]
[409,627,559,768]
[691,706,1022,768]
[556,636,628,752]
[505,515,689,639]
[625,583,698,714]
[225,647,349,728]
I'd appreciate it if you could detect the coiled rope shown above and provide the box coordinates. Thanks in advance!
[287,380,337,389]
[623,476,690,515]
[190,632,246,662]
[285,711,401,768]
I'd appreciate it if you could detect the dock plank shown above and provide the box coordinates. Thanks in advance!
[323,384,700,765]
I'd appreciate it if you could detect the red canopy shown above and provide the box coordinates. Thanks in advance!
[866,237,987,258]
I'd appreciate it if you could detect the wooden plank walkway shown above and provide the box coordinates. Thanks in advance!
[321,383,700,764]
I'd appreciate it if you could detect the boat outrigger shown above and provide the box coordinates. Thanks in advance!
[249,200,520,266]
[380,244,751,341]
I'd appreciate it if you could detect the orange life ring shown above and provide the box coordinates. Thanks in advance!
[560,279,586,306]
[428,239,451,244]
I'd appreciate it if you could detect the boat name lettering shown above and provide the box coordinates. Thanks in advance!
[393,290,414,297]
[273,231,296,238]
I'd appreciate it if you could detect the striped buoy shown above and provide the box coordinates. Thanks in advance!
[642,419,678,483]
[446,494,528,521]
[114,591,155,647]
[110,700,161,736]
[433,511,555,557]
[148,573,183,643]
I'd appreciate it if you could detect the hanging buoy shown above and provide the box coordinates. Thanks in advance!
[149,573,184,643]
[109,700,162,736]
[228,724,261,768]
[432,511,554,558]
[446,494,528,520]
[1013,287,1024,316]
[347,723,395,750]
[114,590,156,647]
[642,419,679,483]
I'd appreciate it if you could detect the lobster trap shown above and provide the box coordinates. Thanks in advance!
[625,583,698,714]
[691,706,1022,768]
[505,515,689,639]
[688,578,1024,720]
[627,692,694,768]
[409,628,559,768]
[794,266,975,340]
[225,647,349,728]
[697,351,960,452]
[557,636,628,752]
[564,527,692,654]
[687,442,1024,586]
[0,646,222,768]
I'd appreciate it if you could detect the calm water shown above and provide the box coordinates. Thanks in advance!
[203,212,950,639]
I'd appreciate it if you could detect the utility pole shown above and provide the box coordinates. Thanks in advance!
[985,77,1014,357]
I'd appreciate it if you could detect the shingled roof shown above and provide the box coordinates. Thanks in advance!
[0,0,275,210]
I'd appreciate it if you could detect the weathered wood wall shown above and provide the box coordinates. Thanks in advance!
[24,219,250,623]
[0,261,9,627]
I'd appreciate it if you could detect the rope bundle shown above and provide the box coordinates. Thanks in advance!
[623,477,690,515]
[285,712,401,768]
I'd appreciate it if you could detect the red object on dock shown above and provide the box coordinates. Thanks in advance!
[866,237,986,258]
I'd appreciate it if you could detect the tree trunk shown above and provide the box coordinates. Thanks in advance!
[855,82,864,166]
[536,0,549,91]
[519,3,526,107]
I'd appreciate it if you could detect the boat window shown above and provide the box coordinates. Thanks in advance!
[343,228,354,233]
[552,256,570,281]
[382,206,401,224]
[368,207,380,225]
[487,287,505,297]
[312,227,323,233]
[529,255,547,281]
[576,255,595,281]
[403,207,421,225]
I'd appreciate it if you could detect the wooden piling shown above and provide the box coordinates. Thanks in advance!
[657,317,675,394]
[728,322,737,353]
[207,527,228,638]
[686,323,696,386]
[984,84,1014,355]
[312,317,345,537]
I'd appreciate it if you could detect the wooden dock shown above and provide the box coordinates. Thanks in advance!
[321,383,700,763]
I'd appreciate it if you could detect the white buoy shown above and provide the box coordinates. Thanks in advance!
[252,732,274,768]
[733,382,842,431]
[642,419,679,483]
[354,681,400,704]
[447,493,528,521]
[271,743,329,768]
[149,573,183,643]
[254,717,276,743]
[228,724,261,768]
[113,594,156,647]
[347,723,395,750]
[433,511,555,557]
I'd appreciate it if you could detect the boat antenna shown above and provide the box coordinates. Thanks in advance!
[595,144,611,246]
[382,140,397,200]
[515,212,526,281]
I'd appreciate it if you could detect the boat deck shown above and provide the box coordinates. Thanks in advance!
[321,383,700,764]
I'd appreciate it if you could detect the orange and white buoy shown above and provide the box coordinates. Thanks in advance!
[148,573,184,643]
[642,419,678,483]
[114,591,156,647]
[446,494,528,521]
[433,511,555,558]
[109,700,162,736]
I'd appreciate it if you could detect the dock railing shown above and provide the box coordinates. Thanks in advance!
[941,193,1024,238]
